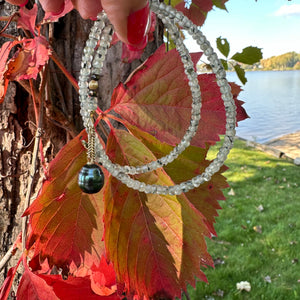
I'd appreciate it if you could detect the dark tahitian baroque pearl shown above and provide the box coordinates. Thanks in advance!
[78,164,104,194]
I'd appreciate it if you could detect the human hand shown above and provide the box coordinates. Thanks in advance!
[5,0,150,50]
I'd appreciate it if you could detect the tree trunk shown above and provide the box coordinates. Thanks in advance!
[0,0,163,291]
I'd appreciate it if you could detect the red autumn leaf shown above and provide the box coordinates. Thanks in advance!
[16,266,59,300]
[195,73,248,147]
[39,274,120,300]
[24,131,106,270]
[17,4,38,34]
[103,125,228,298]
[168,0,213,26]
[171,0,213,11]
[0,40,21,103]
[109,45,248,149]
[109,45,201,145]
[43,0,74,23]
[0,259,21,300]
[90,256,117,296]
[6,36,51,81]
[28,254,52,274]
[0,43,11,104]
[0,74,8,104]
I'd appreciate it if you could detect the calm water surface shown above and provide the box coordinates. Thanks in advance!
[226,70,300,143]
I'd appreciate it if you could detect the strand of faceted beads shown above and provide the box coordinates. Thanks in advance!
[79,13,113,128]
[79,15,203,176]
[78,2,236,195]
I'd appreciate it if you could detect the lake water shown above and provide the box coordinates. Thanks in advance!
[226,70,300,144]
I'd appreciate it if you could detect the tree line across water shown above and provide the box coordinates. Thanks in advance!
[246,51,300,71]
[198,51,300,74]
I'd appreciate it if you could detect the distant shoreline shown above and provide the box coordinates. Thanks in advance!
[242,68,300,72]
[227,69,300,73]
[236,130,300,162]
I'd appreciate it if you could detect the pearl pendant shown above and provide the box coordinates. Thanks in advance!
[78,164,104,194]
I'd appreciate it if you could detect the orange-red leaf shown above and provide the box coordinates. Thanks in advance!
[90,256,117,296]
[103,126,227,298]
[17,4,38,34]
[0,259,21,300]
[39,274,120,300]
[109,45,248,148]
[0,40,20,103]
[25,131,106,270]
[16,267,59,300]
[175,0,213,26]
[166,0,218,26]
[6,36,51,81]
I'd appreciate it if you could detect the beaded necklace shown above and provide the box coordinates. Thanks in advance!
[78,1,236,195]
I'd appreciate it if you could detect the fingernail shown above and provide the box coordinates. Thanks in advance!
[127,1,150,49]
[127,35,148,51]
[20,0,29,7]
[51,2,65,16]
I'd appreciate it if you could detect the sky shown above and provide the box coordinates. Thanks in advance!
[186,0,300,59]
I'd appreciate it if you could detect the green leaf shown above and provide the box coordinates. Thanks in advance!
[212,0,228,10]
[231,46,263,65]
[234,64,247,85]
[217,37,230,57]
[164,31,177,51]
[220,58,228,70]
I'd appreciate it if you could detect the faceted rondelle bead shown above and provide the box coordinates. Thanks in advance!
[78,164,104,194]
[91,74,100,81]
[88,90,97,97]
[88,80,99,90]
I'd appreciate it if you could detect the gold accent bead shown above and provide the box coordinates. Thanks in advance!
[88,80,98,90]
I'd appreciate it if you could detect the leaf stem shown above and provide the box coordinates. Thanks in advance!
[30,79,39,124]
[183,290,191,300]
[0,13,18,35]
[94,110,109,139]
[0,33,18,40]
[0,243,16,272]
[0,255,22,299]
[21,81,44,251]
[38,67,49,171]
[104,113,125,126]
[0,232,22,273]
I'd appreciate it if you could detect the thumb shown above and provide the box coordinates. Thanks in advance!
[101,0,150,50]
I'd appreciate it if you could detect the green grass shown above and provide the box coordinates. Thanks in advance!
[186,138,300,300]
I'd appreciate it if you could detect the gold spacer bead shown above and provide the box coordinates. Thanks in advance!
[88,80,99,90]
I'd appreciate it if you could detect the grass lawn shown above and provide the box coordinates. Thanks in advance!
[186,138,300,300]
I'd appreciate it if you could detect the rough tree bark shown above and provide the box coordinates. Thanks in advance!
[0,0,163,292]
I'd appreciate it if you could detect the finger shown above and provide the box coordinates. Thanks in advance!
[72,0,102,19]
[5,0,28,6]
[39,0,65,15]
[101,0,149,49]
[127,1,150,49]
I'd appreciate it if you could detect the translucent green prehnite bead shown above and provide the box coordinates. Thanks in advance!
[78,164,104,194]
